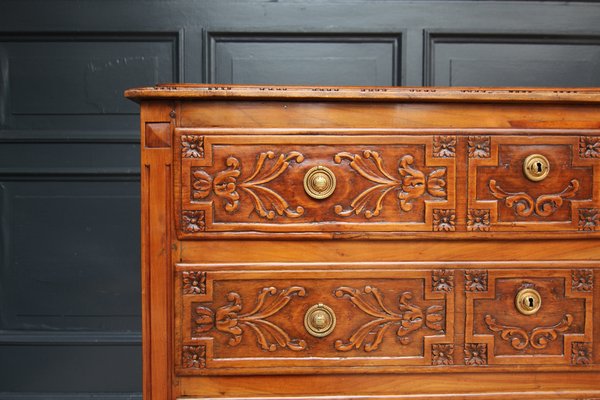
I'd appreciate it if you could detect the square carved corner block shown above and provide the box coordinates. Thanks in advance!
[126,85,600,400]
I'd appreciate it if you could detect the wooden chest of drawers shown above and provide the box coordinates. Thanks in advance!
[126,85,600,399]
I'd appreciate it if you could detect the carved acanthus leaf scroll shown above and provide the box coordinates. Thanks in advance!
[333,150,447,218]
[484,314,573,350]
[192,286,307,352]
[191,151,305,220]
[333,286,444,352]
[489,179,579,217]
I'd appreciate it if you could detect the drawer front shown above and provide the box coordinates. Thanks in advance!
[175,265,595,375]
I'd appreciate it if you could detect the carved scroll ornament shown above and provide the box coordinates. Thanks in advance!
[484,314,573,350]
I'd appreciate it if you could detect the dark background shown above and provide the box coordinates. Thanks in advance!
[1,1,600,398]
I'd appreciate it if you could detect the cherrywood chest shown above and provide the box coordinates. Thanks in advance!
[126,84,600,399]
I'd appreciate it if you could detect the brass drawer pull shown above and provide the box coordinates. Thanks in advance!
[304,166,336,200]
[304,303,336,337]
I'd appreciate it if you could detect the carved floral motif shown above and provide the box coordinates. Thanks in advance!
[484,314,573,350]
[333,151,447,218]
[571,269,594,292]
[182,271,206,295]
[580,136,600,158]
[489,179,579,218]
[432,270,454,292]
[464,343,487,365]
[333,286,444,352]
[182,210,205,233]
[433,209,456,231]
[182,135,204,158]
[432,344,454,365]
[433,136,456,158]
[571,342,592,365]
[465,270,488,292]
[467,209,490,231]
[578,208,599,231]
[191,286,307,352]
[182,345,206,368]
[468,136,491,158]
[191,151,305,220]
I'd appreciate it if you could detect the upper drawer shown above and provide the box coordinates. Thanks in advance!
[175,131,600,238]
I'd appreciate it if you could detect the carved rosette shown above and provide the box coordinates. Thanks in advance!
[182,345,206,368]
[433,209,456,231]
[432,344,454,365]
[484,314,573,350]
[468,136,491,158]
[433,136,456,158]
[579,136,600,158]
[190,286,307,352]
[571,342,592,365]
[190,151,305,220]
[182,271,206,295]
[464,343,487,366]
[181,135,205,158]
[432,270,454,292]
[467,209,490,231]
[333,150,447,218]
[578,208,599,231]
[571,269,593,292]
[333,286,444,352]
[465,270,488,292]
[182,210,205,233]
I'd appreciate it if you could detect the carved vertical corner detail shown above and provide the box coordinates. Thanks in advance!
[465,270,488,292]
[182,271,207,295]
[467,209,490,231]
[181,135,205,158]
[468,136,491,158]
[464,343,487,366]
[433,136,456,158]
[432,270,454,292]
[578,208,599,231]
[432,344,454,365]
[182,210,206,233]
[182,345,206,368]
[579,136,600,158]
[572,342,592,365]
[433,209,456,232]
[572,269,594,292]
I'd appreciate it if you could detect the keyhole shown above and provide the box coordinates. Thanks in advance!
[536,162,543,173]
[528,297,535,308]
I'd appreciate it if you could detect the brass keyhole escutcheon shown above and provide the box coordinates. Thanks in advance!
[523,154,550,182]
[515,288,542,315]
[304,303,336,337]
[304,166,336,200]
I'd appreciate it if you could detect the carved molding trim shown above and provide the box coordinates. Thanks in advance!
[333,150,447,218]
[580,136,600,158]
[182,345,206,368]
[333,286,444,352]
[432,269,454,292]
[578,208,600,231]
[191,286,307,352]
[183,271,206,295]
[432,344,454,365]
[572,269,594,292]
[489,179,579,218]
[182,210,206,233]
[464,343,487,366]
[468,136,491,158]
[467,209,490,232]
[571,342,592,365]
[465,270,488,292]
[433,136,456,158]
[433,209,456,231]
[484,314,573,350]
[191,151,305,220]
[182,135,205,158]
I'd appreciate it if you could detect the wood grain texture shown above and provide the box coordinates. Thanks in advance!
[134,85,600,399]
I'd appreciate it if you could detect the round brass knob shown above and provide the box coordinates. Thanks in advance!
[304,303,336,337]
[515,288,542,315]
[304,166,336,200]
[523,154,550,182]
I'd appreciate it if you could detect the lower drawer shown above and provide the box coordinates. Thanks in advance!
[175,264,595,375]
